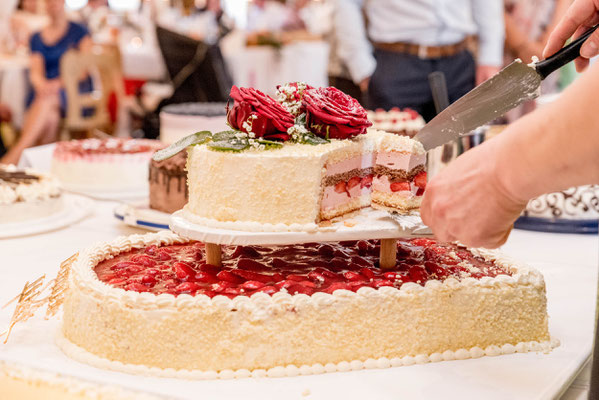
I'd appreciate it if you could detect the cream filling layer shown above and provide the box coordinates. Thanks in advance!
[375,152,426,171]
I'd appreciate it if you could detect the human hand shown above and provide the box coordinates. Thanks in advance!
[544,0,599,72]
[359,76,370,92]
[420,140,527,248]
[475,65,500,86]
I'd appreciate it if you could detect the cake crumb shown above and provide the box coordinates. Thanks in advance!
[302,389,311,397]
[343,220,357,227]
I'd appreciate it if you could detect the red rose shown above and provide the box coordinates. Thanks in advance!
[227,86,294,141]
[302,87,372,140]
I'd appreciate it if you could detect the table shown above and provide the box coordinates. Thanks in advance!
[0,199,596,399]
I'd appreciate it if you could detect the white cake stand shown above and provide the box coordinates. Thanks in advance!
[169,208,432,269]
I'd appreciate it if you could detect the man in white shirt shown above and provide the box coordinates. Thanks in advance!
[334,0,504,120]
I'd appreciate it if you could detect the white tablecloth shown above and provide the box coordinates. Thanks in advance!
[226,41,330,96]
[0,199,596,399]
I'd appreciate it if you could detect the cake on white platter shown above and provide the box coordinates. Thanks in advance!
[160,103,228,145]
[367,108,425,137]
[51,138,163,193]
[0,164,63,223]
[523,185,599,220]
[59,231,553,379]
[183,129,426,231]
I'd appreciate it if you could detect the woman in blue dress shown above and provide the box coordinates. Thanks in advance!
[2,0,92,164]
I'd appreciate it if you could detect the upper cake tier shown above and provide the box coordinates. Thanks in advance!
[183,129,426,231]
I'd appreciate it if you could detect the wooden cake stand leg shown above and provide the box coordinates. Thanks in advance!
[380,239,397,270]
[205,243,222,267]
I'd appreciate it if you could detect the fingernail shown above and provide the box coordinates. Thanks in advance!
[581,40,597,58]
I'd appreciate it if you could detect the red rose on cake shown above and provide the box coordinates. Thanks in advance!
[303,87,372,140]
[227,85,294,141]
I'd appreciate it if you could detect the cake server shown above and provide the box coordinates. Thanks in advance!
[415,23,599,151]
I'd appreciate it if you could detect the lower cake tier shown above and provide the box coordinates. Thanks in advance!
[60,232,552,378]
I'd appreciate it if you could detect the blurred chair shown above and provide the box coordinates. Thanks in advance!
[156,26,232,104]
[60,44,125,137]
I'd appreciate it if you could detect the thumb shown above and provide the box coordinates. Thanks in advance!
[580,30,599,58]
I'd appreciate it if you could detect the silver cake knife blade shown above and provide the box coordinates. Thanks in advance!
[415,61,541,151]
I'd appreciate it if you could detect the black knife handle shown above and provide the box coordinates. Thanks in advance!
[428,71,450,113]
[536,23,599,79]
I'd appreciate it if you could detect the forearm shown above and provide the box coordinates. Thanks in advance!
[496,61,599,202]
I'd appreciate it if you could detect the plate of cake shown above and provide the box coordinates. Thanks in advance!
[367,107,425,137]
[51,137,163,200]
[0,164,93,238]
[114,140,190,231]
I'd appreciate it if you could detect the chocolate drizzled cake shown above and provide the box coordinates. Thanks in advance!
[149,150,188,213]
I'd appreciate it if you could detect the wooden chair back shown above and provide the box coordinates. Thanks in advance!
[60,44,124,135]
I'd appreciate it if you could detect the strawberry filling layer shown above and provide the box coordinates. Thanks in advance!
[321,176,371,211]
[95,238,512,299]
[373,172,427,196]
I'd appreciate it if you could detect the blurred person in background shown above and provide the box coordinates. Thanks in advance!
[194,0,234,43]
[1,0,91,164]
[334,0,504,120]
[246,0,290,33]
[12,0,49,48]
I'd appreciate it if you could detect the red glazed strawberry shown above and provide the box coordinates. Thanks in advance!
[216,270,244,284]
[390,181,410,192]
[173,262,195,280]
[414,172,427,189]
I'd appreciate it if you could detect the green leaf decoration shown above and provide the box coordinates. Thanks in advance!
[207,137,250,152]
[256,139,284,148]
[301,131,329,145]
[212,130,240,142]
[152,131,211,161]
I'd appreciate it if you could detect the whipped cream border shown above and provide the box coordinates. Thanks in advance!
[178,208,323,233]
[56,328,559,380]
[69,231,546,313]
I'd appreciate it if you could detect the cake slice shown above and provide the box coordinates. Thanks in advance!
[369,130,427,212]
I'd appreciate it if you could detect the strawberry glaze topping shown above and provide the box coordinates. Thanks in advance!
[95,238,512,299]
[54,138,162,156]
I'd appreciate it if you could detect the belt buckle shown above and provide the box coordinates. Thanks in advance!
[417,45,428,59]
